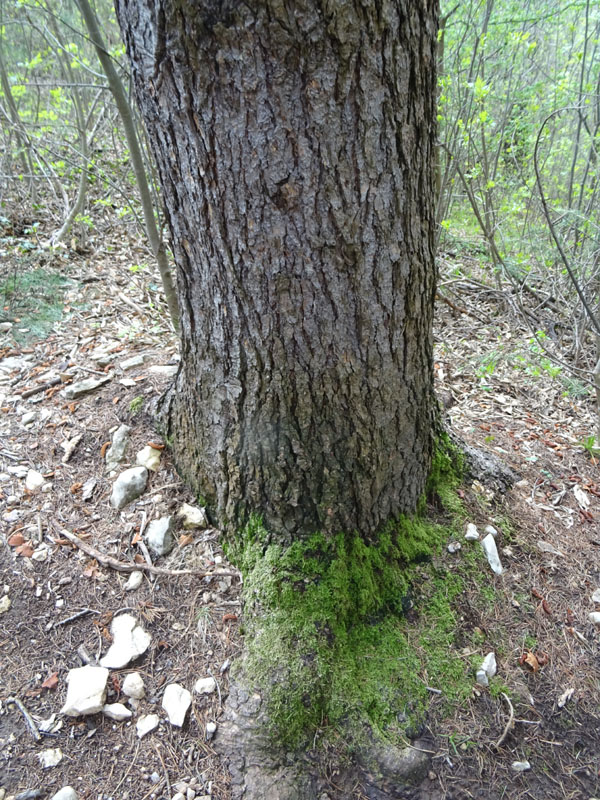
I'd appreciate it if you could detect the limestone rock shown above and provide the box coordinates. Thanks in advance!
[124,571,144,592]
[110,467,148,510]
[60,665,109,716]
[481,533,503,575]
[103,703,132,721]
[589,612,600,625]
[121,354,145,371]
[476,652,497,687]
[122,672,145,699]
[145,516,175,557]
[99,614,151,669]
[38,748,63,768]
[136,713,159,738]
[177,503,209,529]
[63,374,111,399]
[194,676,217,695]
[50,788,78,800]
[136,445,161,472]
[105,424,131,472]
[592,589,600,604]
[464,523,479,541]
[162,683,192,727]
[25,469,47,492]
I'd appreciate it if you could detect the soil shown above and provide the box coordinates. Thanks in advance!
[1,214,600,800]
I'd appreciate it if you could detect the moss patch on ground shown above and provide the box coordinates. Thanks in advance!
[228,441,482,752]
[0,267,74,343]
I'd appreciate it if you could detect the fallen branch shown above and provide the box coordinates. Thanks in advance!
[21,377,62,398]
[495,692,515,748]
[8,696,41,742]
[59,528,238,579]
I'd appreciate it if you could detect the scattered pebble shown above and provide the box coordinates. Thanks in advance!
[537,540,564,557]
[476,652,497,687]
[105,424,131,472]
[124,571,144,592]
[588,612,600,625]
[481,534,503,575]
[50,787,78,800]
[63,375,111,400]
[25,469,47,492]
[136,714,160,739]
[60,665,109,716]
[194,677,217,695]
[121,354,145,371]
[205,721,217,740]
[591,589,600,604]
[464,523,479,541]
[136,445,161,472]
[103,703,132,721]
[162,683,192,727]
[484,525,498,538]
[38,748,63,768]
[511,760,531,772]
[122,672,145,699]
[100,613,151,668]
[177,503,209,530]
[447,541,461,553]
[0,595,11,614]
[145,516,175,557]
[110,467,148,511]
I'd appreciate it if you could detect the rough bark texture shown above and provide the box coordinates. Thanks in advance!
[116,0,439,541]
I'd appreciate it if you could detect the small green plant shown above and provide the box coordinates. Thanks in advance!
[576,435,600,459]
[129,395,144,415]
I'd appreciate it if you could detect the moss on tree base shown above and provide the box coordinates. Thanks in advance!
[225,441,474,756]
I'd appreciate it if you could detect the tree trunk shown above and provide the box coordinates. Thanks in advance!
[116,0,439,542]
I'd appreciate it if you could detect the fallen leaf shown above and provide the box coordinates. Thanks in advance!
[558,688,574,708]
[100,441,110,458]
[41,672,59,690]
[536,651,549,666]
[531,588,543,600]
[520,651,540,672]
[147,441,165,450]
[131,531,142,544]
[68,402,78,413]
[542,598,552,616]
[566,608,575,625]
[8,532,25,547]
[178,533,194,547]
[15,543,34,558]
[70,482,83,494]
[111,674,121,694]
[222,613,238,623]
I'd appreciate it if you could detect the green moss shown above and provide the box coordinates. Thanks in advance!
[227,436,475,751]
[128,395,144,415]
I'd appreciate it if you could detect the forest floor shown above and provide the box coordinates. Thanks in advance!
[0,209,599,800]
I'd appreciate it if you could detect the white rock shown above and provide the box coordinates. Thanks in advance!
[110,467,148,511]
[206,721,217,739]
[0,596,10,614]
[50,786,78,800]
[25,469,47,492]
[475,669,489,687]
[537,540,564,557]
[194,676,217,695]
[162,683,192,727]
[39,713,58,733]
[122,672,145,699]
[136,713,159,739]
[481,533,503,575]
[479,652,497,686]
[177,503,209,529]
[511,760,531,772]
[591,589,600,604]
[121,354,145,371]
[102,703,132,721]
[30,544,49,562]
[60,665,109,716]
[447,541,461,553]
[484,525,498,538]
[136,445,161,472]
[187,789,196,800]
[145,516,175,557]
[38,748,63,768]
[149,364,178,376]
[63,375,111,399]
[588,612,600,625]
[464,523,479,541]
[105,424,131,472]
[124,571,144,592]
[99,613,151,669]
[21,411,36,425]
[172,794,185,800]
[7,464,28,478]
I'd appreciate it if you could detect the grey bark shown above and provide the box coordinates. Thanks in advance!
[116,0,439,541]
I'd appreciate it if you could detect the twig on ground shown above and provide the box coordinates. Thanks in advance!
[153,742,171,798]
[495,692,515,748]
[59,528,238,578]
[21,377,61,398]
[54,608,99,628]
[8,696,42,742]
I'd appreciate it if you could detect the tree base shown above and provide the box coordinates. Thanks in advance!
[215,676,431,800]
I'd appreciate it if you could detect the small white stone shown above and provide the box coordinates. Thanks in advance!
[484,525,498,538]
[162,683,192,727]
[447,541,461,553]
[481,652,496,679]
[464,523,479,541]
[110,467,148,511]
[0,596,10,614]
[136,445,161,472]
[60,665,109,716]
[591,589,600,604]
[476,669,489,687]
[177,503,209,529]
[481,534,503,575]
[205,721,217,740]
[102,703,132,721]
[136,713,159,739]
[194,677,216,695]
[124,571,144,592]
[50,787,78,800]
[21,411,36,425]
[511,760,531,772]
[30,544,49,562]
[172,794,185,800]
[99,614,151,669]
[38,748,63,768]
[121,354,145,371]
[105,424,131,472]
[187,789,196,800]
[588,612,600,625]
[149,364,178,376]
[122,672,145,699]
[25,469,47,492]
[145,516,175,557]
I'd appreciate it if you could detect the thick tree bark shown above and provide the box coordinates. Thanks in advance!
[116,0,439,540]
